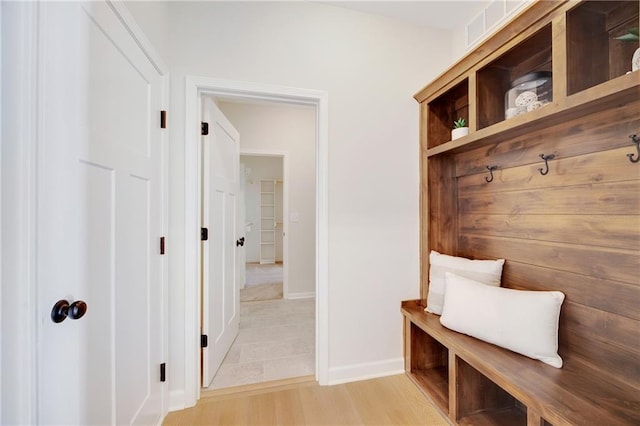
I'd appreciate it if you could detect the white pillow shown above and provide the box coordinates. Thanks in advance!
[440,272,565,368]
[426,251,504,315]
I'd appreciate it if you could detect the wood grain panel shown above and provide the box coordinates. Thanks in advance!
[420,114,429,305]
[459,214,640,250]
[503,261,640,320]
[458,181,640,216]
[458,146,640,194]
[559,326,640,390]
[458,235,640,286]
[552,14,568,100]
[560,302,640,356]
[567,2,609,94]
[424,155,457,304]
[428,156,457,252]
[455,100,640,177]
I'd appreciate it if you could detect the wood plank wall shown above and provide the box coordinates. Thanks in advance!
[448,99,640,389]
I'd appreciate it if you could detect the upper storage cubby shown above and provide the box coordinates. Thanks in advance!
[426,78,468,149]
[415,1,639,157]
[476,24,552,130]
[567,1,640,95]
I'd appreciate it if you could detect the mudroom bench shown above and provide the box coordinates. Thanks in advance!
[401,300,640,425]
[406,0,639,425]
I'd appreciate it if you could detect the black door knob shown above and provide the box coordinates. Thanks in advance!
[68,300,87,320]
[51,299,88,323]
[236,237,245,247]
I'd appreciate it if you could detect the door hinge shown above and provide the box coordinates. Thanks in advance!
[201,334,208,348]
[201,227,208,241]
[201,121,209,136]
[160,236,165,255]
[160,110,167,129]
[160,363,166,382]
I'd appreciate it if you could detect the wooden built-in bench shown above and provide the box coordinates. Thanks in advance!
[402,300,640,425]
[405,1,640,424]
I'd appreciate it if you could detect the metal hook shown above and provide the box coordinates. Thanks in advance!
[485,165,498,183]
[627,134,640,163]
[538,153,555,176]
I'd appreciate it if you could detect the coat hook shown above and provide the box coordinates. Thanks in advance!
[538,153,555,176]
[627,134,640,163]
[485,165,498,183]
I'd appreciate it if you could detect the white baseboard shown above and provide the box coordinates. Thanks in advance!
[286,291,315,300]
[326,357,405,385]
[169,389,186,412]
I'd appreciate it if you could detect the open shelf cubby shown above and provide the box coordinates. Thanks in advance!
[454,356,526,426]
[408,322,449,414]
[426,78,468,149]
[476,24,552,130]
[567,0,640,95]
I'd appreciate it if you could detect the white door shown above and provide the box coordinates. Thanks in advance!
[201,98,240,387]
[36,2,166,424]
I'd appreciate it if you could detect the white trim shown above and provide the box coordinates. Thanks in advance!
[0,3,4,420]
[238,149,290,298]
[106,0,168,75]
[286,292,316,300]
[183,77,201,407]
[327,358,405,386]
[159,72,170,419]
[168,390,186,413]
[184,76,329,408]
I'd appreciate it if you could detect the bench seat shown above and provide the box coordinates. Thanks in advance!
[401,300,640,426]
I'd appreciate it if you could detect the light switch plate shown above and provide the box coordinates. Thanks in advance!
[289,212,299,223]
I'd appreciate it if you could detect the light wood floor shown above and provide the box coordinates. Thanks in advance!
[164,374,448,425]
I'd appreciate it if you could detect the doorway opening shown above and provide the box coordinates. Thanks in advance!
[202,103,317,390]
[185,77,327,402]
[240,154,286,303]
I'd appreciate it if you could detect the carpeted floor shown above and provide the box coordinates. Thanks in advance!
[240,263,283,302]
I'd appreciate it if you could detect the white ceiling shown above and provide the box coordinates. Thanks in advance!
[318,1,490,31]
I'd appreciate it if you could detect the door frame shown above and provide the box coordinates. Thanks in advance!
[0,1,169,423]
[239,150,290,297]
[184,76,328,405]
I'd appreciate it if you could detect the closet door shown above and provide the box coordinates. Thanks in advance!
[36,2,166,424]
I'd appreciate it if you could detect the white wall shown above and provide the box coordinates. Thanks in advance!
[127,0,454,406]
[240,155,284,264]
[229,103,316,295]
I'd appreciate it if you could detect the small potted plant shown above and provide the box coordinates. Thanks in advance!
[452,117,469,140]
[614,27,639,72]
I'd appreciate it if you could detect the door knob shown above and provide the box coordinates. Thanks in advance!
[68,300,87,319]
[51,299,88,323]
[236,237,245,247]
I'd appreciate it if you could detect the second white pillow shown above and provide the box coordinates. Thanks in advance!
[425,251,505,315]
